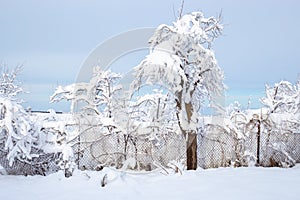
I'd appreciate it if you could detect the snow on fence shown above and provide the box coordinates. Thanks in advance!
[198,118,300,169]
[73,117,186,171]
[1,112,300,175]
[74,116,300,171]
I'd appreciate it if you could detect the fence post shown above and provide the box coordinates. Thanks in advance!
[256,120,261,166]
[77,132,81,168]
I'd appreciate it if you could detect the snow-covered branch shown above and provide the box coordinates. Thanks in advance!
[0,65,23,99]
[50,66,122,115]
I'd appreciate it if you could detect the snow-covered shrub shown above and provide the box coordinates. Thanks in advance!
[130,90,179,145]
[0,66,37,169]
[34,110,78,177]
[0,67,43,175]
[0,66,78,176]
[0,164,7,175]
[0,66,22,99]
[228,107,250,167]
[119,90,183,169]
[259,79,300,167]
[0,98,36,166]
[199,102,263,168]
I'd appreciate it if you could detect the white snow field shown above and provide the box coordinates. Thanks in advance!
[0,165,300,200]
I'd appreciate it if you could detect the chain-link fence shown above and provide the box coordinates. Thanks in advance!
[197,117,300,169]
[74,120,186,171]
[198,124,237,169]
[1,115,300,174]
[73,115,300,171]
[260,129,300,167]
[0,146,60,176]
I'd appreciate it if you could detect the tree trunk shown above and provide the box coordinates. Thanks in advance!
[175,89,198,170]
[186,132,197,170]
[185,101,198,170]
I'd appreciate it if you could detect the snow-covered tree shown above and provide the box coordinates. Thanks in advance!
[91,67,122,117]
[50,66,122,115]
[261,80,300,114]
[131,12,224,169]
[50,67,124,170]
[50,65,123,137]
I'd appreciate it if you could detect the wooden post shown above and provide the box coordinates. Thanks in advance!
[256,120,261,166]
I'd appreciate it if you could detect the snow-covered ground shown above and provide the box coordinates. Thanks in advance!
[1,165,300,200]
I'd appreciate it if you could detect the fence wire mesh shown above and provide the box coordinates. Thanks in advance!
[75,122,186,171]
[197,120,300,169]
[1,115,300,174]
[0,147,59,176]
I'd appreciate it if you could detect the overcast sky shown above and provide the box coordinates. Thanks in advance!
[0,0,299,111]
